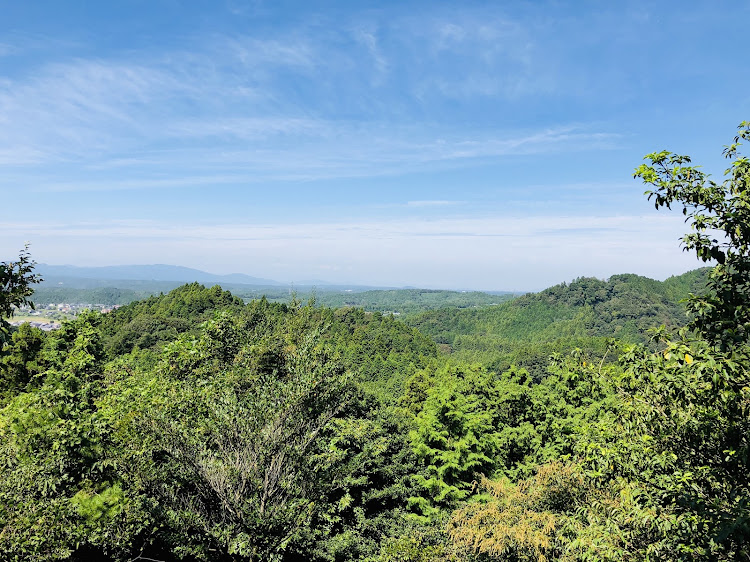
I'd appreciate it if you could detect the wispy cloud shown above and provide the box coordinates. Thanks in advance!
[0,7,625,193]
[351,25,388,84]
[0,59,181,161]
[0,42,17,57]
[0,115,618,192]
[402,12,550,100]
[163,117,326,141]
[225,36,318,69]
[406,200,462,207]
[0,214,687,243]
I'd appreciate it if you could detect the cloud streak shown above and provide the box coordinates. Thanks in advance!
[0,118,618,192]
[0,213,700,290]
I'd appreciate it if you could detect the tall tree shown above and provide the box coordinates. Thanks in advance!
[0,244,42,345]
[635,121,750,350]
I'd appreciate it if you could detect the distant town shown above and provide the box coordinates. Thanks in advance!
[10,303,121,331]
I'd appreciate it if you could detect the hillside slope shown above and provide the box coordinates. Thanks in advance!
[406,268,709,374]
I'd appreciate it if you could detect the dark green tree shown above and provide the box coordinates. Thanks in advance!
[0,314,133,561]
[0,323,46,402]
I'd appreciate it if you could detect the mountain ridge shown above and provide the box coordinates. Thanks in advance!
[36,263,284,287]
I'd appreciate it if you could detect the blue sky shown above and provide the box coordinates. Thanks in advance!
[1,1,748,290]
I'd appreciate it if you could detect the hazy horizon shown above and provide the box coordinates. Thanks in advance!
[31,260,706,294]
[2,1,747,290]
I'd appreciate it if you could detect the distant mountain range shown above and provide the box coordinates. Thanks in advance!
[33,264,523,296]
[36,264,285,287]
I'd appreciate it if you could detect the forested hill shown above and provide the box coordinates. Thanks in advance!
[406,268,710,373]
[90,282,436,400]
[301,288,515,315]
[31,282,516,315]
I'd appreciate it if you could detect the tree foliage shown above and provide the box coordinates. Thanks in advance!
[636,121,750,350]
[100,310,356,559]
[0,245,42,344]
